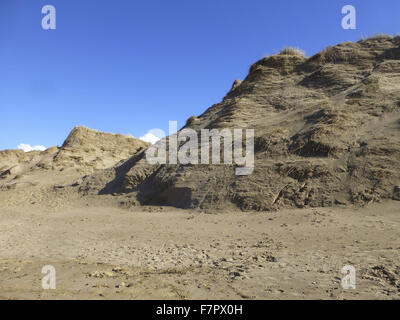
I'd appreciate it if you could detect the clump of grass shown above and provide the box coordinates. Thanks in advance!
[362,33,394,41]
[279,47,306,57]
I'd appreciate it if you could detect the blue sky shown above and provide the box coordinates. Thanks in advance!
[1,0,400,150]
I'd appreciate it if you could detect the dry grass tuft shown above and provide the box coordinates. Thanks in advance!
[279,47,306,57]
[362,33,394,41]
[185,115,199,126]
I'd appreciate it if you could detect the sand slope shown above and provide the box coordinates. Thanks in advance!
[0,126,149,191]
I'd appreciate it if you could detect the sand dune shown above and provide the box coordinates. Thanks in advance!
[1,38,400,299]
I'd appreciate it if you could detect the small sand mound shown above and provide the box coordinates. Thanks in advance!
[0,126,150,189]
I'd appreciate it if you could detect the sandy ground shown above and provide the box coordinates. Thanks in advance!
[0,197,399,300]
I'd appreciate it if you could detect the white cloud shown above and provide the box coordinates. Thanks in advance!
[139,129,165,144]
[139,133,161,144]
[18,143,46,152]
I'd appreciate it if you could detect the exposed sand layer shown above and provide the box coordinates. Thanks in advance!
[1,197,399,300]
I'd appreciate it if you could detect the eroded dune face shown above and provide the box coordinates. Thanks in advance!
[80,37,400,210]
[2,37,400,211]
[0,127,149,190]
